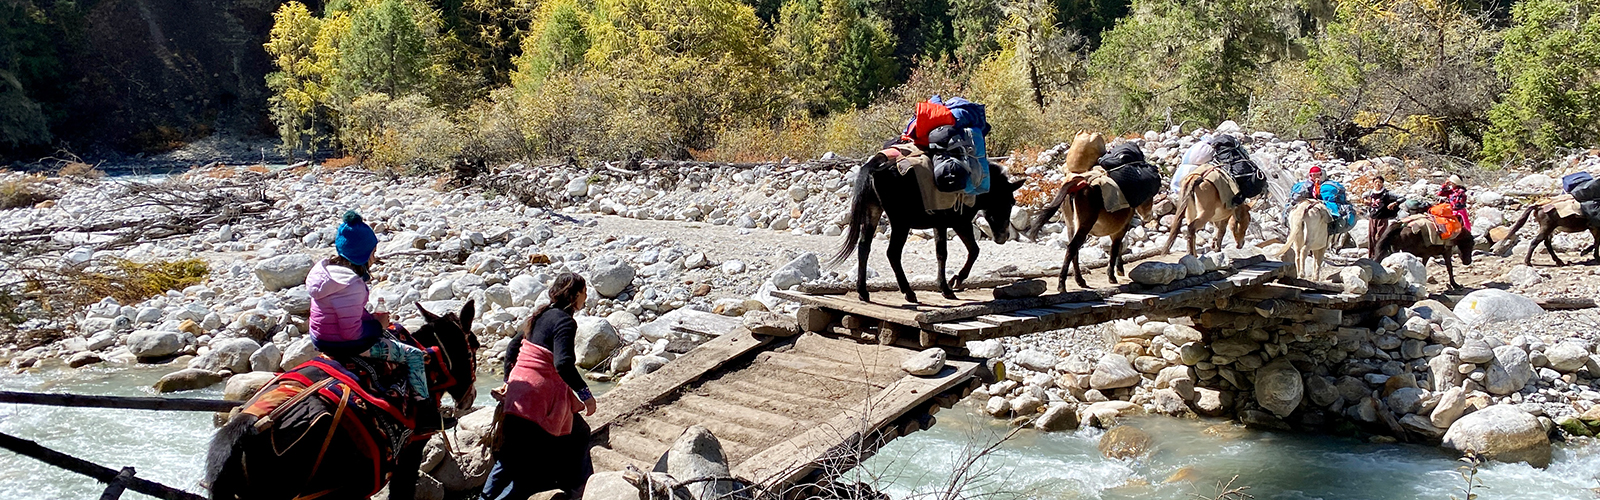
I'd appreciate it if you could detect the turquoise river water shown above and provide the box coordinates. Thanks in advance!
[3,365,1598,499]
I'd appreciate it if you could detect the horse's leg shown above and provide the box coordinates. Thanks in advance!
[1444,248,1462,289]
[887,225,916,303]
[951,223,981,289]
[1068,202,1097,288]
[1589,227,1600,262]
[1185,213,1200,256]
[1108,229,1126,284]
[1312,247,1324,281]
[1232,210,1249,249]
[856,218,879,302]
[388,438,427,500]
[1541,225,1566,266]
[935,227,957,300]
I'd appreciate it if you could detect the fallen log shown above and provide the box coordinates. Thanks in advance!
[1535,297,1597,310]
[0,391,243,412]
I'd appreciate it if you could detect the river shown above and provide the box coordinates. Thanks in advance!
[3,366,1598,500]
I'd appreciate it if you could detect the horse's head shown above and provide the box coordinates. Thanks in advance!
[980,172,1022,244]
[413,299,480,408]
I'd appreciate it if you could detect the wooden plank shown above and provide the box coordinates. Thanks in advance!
[771,291,932,328]
[797,247,1166,295]
[732,360,980,489]
[591,329,774,433]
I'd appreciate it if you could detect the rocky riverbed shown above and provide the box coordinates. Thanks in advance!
[4,123,1600,498]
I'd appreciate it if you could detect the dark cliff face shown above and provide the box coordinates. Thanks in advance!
[10,0,290,160]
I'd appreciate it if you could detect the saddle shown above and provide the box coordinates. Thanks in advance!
[1398,204,1461,245]
[877,144,976,213]
[1063,162,1159,213]
[1186,165,1242,209]
[235,329,449,496]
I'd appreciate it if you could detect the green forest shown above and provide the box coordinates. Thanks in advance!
[4,0,1600,169]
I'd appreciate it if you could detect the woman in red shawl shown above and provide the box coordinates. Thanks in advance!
[1439,175,1471,232]
[482,273,596,499]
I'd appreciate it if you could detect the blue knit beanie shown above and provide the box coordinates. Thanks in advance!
[334,211,377,266]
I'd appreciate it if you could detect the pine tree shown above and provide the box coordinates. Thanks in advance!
[339,0,432,98]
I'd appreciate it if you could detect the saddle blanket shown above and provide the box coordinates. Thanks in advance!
[881,144,976,212]
[1064,168,1129,212]
[1183,165,1243,209]
[1064,163,1160,213]
[1400,212,1459,246]
[1547,194,1583,218]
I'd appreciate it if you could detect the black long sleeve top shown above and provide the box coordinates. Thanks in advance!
[504,307,592,400]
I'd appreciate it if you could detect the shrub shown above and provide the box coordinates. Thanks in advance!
[338,93,463,173]
[56,161,103,178]
[0,173,51,209]
[22,257,210,314]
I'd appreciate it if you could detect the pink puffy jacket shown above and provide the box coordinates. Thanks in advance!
[306,259,372,344]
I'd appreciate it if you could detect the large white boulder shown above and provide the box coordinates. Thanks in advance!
[1255,358,1303,418]
[575,317,622,369]
[191,338,262,374]
[126,330,183,359]
[590,260,637,298]
[1453,289,1544,325]
[1089,354,1141,390]
[255,254,315,292]
[1381,252,1426,287]
[1441,404,1551,467]
[1485,345,1534,395]
[666,426,735,500]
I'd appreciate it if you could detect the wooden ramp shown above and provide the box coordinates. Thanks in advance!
[773,256,1290,349]
[590,332,980,494]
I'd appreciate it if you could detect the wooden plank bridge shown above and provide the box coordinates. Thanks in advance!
[587,253,1431,495]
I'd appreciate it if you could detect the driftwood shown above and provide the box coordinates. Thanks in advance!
[0,177,279,252]
[0,390,243,412]
[0,430,206,500]
[1535,297,1597,310]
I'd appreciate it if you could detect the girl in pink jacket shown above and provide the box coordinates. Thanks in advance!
[306,211,429,401]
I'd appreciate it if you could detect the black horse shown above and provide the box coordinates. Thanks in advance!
[831,153,1020,303]
[204,301,480,500]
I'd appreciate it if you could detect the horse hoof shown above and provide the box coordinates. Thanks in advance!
[904,293,919,304]
[858,293,871,303]
[1075,279,1089,288]
[942,292,958,300]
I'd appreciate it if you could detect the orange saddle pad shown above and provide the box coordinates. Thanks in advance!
[1427,203,1462,240]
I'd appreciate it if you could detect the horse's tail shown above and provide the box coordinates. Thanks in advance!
[203,413,259,499]
[1275,202,1307,260]
[1027,182,1073,241]
[1503,203,1539,243]
[1162,174,1201,253]
[830,157,882,266]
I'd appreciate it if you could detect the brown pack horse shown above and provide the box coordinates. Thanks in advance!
[1162,167,1253,256]
[1378,218,1475,289]
[1025,133,1157,289]
[203,301,480,500]
[1499,199,1600,266]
